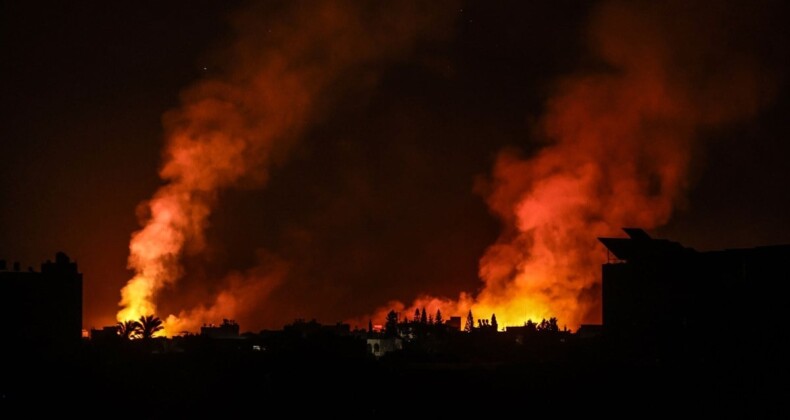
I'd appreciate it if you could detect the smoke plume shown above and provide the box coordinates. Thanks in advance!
[117,1,455,334]
[369,1,774,330]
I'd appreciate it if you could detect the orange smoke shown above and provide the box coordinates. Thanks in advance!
[117,1,455,335]
[369,1,772,330]
[162,250,288,335]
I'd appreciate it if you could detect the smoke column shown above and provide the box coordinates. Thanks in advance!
[117,1,454,334]
[369,1,772,329]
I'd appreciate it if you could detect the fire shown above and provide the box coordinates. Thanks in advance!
[368,1,772,330]
[116,1,773,335]
[116,1,455,335]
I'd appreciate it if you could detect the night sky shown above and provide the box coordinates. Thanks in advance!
[2,1,789,331]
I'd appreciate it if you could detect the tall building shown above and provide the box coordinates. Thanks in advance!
[599,229,790,358]
[0,252,83,351]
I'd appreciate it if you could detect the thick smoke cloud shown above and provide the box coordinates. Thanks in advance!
[117,0,782,334]
[367,0,778,329]
[118,1,456,333]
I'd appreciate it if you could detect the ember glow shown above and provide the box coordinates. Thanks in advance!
[116,1,453,335]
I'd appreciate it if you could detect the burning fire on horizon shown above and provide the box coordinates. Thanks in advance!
[117,1,776,336]
[116,1,456,334]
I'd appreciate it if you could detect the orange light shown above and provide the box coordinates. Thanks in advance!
[365,1,770,331]
[116,2,456,336]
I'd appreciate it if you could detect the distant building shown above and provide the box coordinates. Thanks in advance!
[283,319,352,337]
[201,319,241,339]
[366,337,402,358]
[445,316,462,331]
[0,252,82,351]
[599,228,790,357]
[575,324,603,339]
[91,325,120,342]
[505,325,536,334]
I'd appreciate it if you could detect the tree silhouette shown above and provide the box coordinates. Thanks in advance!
[413,308,420,323]
[536,318,560,332]
[368,319,373,333]
[464,310,474,332]
[117,319,141,340]
[435,309,443,325]
[420,308,427,324]
[548,317,559,332]
[537,318,549,331]
[385,310,399,337]
[138,315,164,339]
[491,314,498,331]
[525,319,536,332]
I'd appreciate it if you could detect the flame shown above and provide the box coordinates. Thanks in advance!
[116,1,456,335]
[116,1,773,334]
[367,0,771,331]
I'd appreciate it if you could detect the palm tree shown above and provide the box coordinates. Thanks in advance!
[138,315,164,339]
[117,319,141,340]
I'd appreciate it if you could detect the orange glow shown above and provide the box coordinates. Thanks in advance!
[367,1,770,331]
[116,2,772,335]
[116,1,455,335]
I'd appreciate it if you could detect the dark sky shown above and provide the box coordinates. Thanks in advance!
[2,1,789,330]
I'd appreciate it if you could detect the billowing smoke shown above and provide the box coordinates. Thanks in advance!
[368,1,774,330]
[117,1,455,334]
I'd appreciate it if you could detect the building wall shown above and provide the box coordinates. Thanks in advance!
[366,337,402,358]
[0,252,82,351]
[600,231,790,359]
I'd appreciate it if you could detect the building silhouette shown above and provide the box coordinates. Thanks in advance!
[201,319,241,339]
[366,337,403,358]
[599,228,790,359]
[0,252,82,352]
[445,316,462,331]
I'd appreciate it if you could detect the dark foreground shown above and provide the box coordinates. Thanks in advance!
[1,345,784,416]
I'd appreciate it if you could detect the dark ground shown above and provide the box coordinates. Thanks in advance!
[1,342,784,416]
